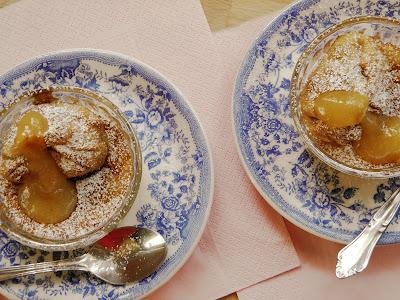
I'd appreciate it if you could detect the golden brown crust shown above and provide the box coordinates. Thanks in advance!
[40,103,109,178]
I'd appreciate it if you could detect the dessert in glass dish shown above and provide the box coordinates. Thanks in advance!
[291,16,400,178]
[0,87,141,250]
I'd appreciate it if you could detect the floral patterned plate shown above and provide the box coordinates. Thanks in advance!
[0,50,213,299]
[233,0,400,244]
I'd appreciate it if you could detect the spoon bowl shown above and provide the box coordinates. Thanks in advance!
[87,226,167,284]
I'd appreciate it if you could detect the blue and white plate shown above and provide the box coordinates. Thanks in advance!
[233,0,400,244]
[0,50,213,299]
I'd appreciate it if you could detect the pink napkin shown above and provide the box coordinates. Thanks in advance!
[0,1,299,299]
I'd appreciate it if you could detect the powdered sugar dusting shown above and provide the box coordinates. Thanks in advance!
[307,58,368,101]
[306,34,400,116]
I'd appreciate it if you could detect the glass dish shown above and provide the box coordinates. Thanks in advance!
[290,16,400,178]
[0,87,142,251]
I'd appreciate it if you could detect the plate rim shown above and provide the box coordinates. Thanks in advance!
[231,0,345,244]
[0,48,215,299]
[232,0,400,245]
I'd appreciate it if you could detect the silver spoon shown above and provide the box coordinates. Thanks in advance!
[0,226,167,285]
[336,188,400,278]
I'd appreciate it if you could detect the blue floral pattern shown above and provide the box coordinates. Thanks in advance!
[0,51,212,299]
[233,0,400,244]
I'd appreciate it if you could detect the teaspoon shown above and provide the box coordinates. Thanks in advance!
[0,226,167,285]
[336,188,400,278]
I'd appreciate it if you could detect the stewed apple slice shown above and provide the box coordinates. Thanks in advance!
[314,90,369,128]
[355,112,400,164]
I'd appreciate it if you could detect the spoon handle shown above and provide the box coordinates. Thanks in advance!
[0,255,87,281]
[336,188,400,279]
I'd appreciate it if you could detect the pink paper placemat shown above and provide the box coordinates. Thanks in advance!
[0,1,299,298]
[239,222,400,300]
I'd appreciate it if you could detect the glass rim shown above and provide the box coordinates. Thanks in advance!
[0,87,142,251]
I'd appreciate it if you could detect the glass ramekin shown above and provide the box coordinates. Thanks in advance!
[0,87,142,251]
[290,16,400,178]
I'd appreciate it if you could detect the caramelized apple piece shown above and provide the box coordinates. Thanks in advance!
[314,90,369,128]
[13,111,48,147]
[355,112,400,164]
[327,32,363,59]
[380,42,400,70]
[13,111,77,224]
[299,86,317,118]
[359,36,391,77]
